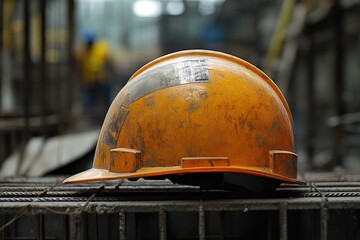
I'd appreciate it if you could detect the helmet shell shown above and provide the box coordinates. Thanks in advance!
[64,50,301,185]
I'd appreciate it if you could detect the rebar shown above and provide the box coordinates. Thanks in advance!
[119,210,126,240]
[159,208,167,240]
[279,203,287,240]
[199,200,205,240]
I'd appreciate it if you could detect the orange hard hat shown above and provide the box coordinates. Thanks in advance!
[64,50,303,191]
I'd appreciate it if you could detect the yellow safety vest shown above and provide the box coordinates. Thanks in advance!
[78,40,110,85]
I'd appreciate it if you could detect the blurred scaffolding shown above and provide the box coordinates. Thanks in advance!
[0,0,360,176]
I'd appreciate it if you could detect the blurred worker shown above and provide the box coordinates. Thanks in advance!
[75,30,112,116]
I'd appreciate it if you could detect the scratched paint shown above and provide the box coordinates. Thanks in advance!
[128,59,210,102]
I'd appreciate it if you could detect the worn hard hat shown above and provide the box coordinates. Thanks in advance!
[64,50,303,191]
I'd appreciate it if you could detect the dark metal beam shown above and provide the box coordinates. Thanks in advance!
[66,0,75,122]
[0,0,3,107]
[18,0,32,175]
[332,0,345,167]
[40,0,48,138]
[23,0,31,140]
[306,33,315,169]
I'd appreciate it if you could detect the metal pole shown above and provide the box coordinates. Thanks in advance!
[306,33,315,169]
[23,0,31,139]
[69,214,83,240]
[0,0,3,106]
[66,0,75,122]
[279,203,288,240]
[320,205,328,240]
[18,0,32,175]
[332,0,344,167]
[40,0,47,138]
[64,215,70,240]
[0,214,5,240]
[54,0,61,131]
[198,200,205,240]
[37,214,44,240]
[119,210,126,240]
[0,136,3,166]
[159,208,167,240]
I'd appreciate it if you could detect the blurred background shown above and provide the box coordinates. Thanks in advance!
[0,0,360,177]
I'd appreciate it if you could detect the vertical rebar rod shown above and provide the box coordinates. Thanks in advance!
[64,215,69,240]
[220,211,226,240]
[69,214,83,240]
[159,208,167,240]
[279,203,288,240]
[94,215,99,240]
[199,200,205,240]
[320,205,328,240]
[69,215,76,240]
[0,214,5,240]
[119,210,126,240]
[37,214,44,240]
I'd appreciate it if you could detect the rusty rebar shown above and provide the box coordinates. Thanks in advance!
[199,200,205,240]
[279,202,288,240]
[119,210,126,240]
[159,208,167,240]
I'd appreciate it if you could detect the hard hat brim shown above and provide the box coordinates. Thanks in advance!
[63,166,305,185]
